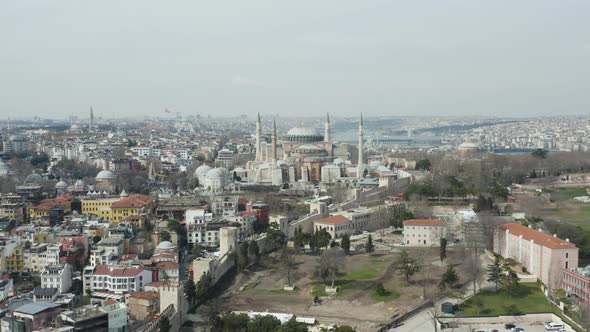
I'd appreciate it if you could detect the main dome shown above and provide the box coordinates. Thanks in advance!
[96,170,116,180]
[194,165,212,176]
[285,127,324,142]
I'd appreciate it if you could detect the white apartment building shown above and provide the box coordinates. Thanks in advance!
[89,264,153,294]
[41,263,73,294]
[313,215,354,239]
[96,236,125,256]
[403,219,448,246]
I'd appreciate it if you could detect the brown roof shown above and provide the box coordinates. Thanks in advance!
[111,194,153,208]
[317,215,351,225]
[128,291,159,301]
[94,264,147,277]
[403,219,447,226]
[103,299,118,306]
[500,223,576,250]
[156,262,180,270]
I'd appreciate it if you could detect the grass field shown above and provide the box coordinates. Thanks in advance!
[458,283,553,317]
[370,289,400,302]
[550,188,588,202]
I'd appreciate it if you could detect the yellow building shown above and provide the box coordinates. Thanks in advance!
[29,195,74,220]
[6,246,24,272]
[81,194,154,223]
[31,232,55,244]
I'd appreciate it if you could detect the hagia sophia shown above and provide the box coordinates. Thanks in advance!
[244,113,365,186]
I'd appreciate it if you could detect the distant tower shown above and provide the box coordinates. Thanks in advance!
[357,113,364,178]
[271,115,277,164]
[255,113,262,162]
[324,113,331,142]
[89,107,95,131]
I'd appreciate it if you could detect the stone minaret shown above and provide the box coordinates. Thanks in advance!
[271,115,277,164]
[357,113,364,178]
[89,107,94,131]
[255,113,262,162]
[324,113,331,142]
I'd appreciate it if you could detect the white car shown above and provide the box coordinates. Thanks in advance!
[544,321,565,330]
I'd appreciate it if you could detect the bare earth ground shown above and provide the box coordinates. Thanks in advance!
[220,248,466,332]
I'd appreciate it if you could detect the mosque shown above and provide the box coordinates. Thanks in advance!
[245,113,366,185]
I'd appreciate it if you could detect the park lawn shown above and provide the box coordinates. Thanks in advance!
[370,289,400,302]
[341,257,389,281]
[310,284,328,297]
[458,283,553,317]
[551,188,588,202]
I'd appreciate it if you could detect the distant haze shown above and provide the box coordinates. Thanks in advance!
[1,0,589,119]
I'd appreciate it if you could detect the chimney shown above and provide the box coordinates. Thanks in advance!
[528,224,532,228]
[538,228,543,232]
[566,238,570,243]
[553,234,557,237]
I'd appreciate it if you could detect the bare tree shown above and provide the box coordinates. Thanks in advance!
[281,247,297,287]
[317,248,345,288]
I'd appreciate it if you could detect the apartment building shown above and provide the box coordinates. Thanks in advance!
[88,265,153,295]
[41,263,73,294]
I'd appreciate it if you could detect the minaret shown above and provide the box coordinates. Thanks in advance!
[255,113,262,162]
[357,113,364,178]
[324,113,331,142]
[271,114,277,164]
[89,107,94,131]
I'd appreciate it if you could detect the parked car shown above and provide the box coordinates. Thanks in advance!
[505,323,516,330]
[513,328,525,332]
[544,322,565,330]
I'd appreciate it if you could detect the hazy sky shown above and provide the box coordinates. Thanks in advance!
[1,0,589,119]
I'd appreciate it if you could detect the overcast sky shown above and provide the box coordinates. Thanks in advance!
[1,0,589,119]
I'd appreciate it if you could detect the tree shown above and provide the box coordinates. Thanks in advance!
[439,237,447,262]
[415,159,432,171]
[247,315,281,332]
[184,279,196,304]
[341,234,351,255]
[219,312,249,330]
[293,226,306,252]
[278,317,308,332]
[332,325,356,332]
[317,248,344,287]
[159,316,171,332]
[365,234,374,253]
[502,264,520,297]
[397,249,420,282]
[486,255,504,291]
[314,228,331,250]
[362,169,369,178]
[237,242,249,271]
[248,241,260,266]
[375,283,387,296]
[438,265,459,290]
[266,222,286,249]
[281,247,297,286]
[92,235,102,244]
[196,271,212,300]
[191,244,203,257]
[159,231,171,242]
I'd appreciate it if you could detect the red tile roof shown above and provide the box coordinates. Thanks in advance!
[128,291,159,301]
[500,223,576,250]
[103,299,118,306]
[111,194,154,208]
[156,262,179,270]
[403,219,447,226]
[94,264,147,277]
[317,215,351,225]
[31,194,74,212]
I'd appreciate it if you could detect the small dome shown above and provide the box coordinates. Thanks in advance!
[206,168,224,178]
[370,160,383,167]
[333,158,344,165]
[96,170,116,180]
[120,189,128,197]
[56,180,68,189]
[233,167,246,172]
[25,173,43,184]
[75,179,85,186]
[194,165,212,176]
[157,241,175,250]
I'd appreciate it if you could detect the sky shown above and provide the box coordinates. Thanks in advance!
[1,0,589,119]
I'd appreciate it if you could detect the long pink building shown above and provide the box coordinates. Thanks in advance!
[493,223,578,289]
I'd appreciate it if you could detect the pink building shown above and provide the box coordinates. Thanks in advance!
[562,266,590,303]
[494,223,578,289]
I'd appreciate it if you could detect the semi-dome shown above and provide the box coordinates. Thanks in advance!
[205,168,224,178]
[194,165,212,176]
[157,241,176,250]
[333,158,345,165]
[96,170,116,179]
[285,127,324,142]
